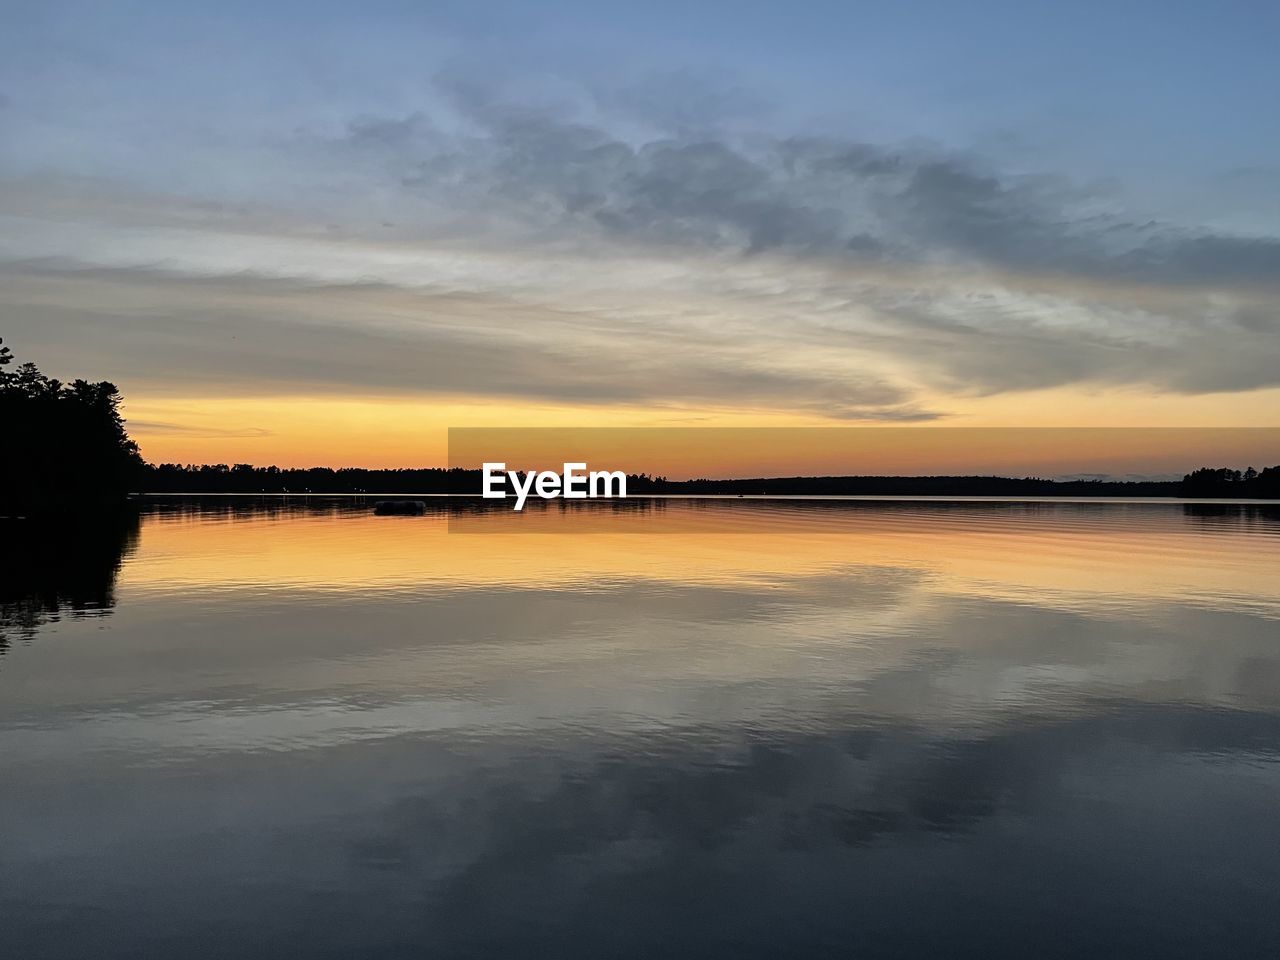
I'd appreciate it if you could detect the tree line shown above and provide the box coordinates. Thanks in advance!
[140,463,673,494]
[2,336,1277,507]
[1179,465,1280,498]
[135,465,1280,498]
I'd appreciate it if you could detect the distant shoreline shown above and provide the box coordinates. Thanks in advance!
[133,466,1280,500]
[130,492,1280,506]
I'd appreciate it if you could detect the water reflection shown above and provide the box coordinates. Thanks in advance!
[0,510,139,650]
[1183,501,1280,526]
[1,499,1278,958]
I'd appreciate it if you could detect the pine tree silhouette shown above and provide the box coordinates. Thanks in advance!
[0,338,143,514]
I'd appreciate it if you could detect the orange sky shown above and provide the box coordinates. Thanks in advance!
[124,390,1280,475]
[9,203,1280,473]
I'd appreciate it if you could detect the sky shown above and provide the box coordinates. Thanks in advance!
[2,0,1279,468]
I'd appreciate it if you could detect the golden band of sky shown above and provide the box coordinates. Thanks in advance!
[447,427,1280,480]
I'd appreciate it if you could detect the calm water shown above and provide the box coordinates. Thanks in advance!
[3,498,1280,958]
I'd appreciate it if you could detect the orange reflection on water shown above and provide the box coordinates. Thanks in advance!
[121,500,1280,615]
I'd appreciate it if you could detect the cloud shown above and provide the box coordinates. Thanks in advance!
[331,96,1280,292]
[0,261,937,420]
[126,420,274,439]
[2,83,1278,411]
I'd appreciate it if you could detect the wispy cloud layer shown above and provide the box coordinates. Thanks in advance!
[1,16,1278,429]
[332,96,1280,292]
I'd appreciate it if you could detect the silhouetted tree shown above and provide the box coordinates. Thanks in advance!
[0,338,144,514]
[1180,465,1280,498]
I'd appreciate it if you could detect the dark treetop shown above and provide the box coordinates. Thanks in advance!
[0,338,143,515]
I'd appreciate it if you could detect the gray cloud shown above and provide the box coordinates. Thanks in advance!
[0,262,937,420]
[336,97,1280,292]
[3,85,1279,410]
[126,421,274,439]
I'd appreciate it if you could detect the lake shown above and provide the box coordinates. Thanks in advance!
[2,498,1279,958]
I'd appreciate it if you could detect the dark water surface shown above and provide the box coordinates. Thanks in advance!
[3,498,1279,958]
